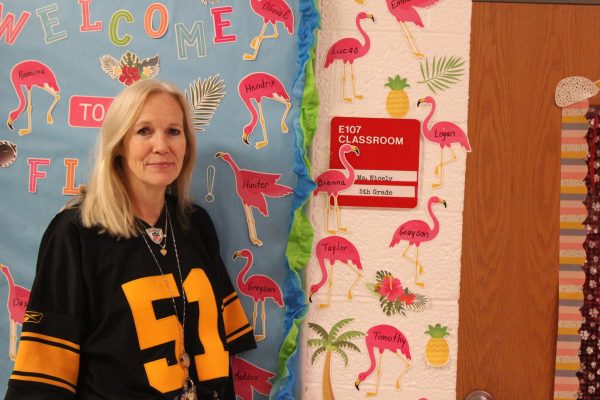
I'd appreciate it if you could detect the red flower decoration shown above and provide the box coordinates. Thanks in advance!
[119,66,141,86]
[378,275,403,301]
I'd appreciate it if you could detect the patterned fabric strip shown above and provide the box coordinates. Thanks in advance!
[554,102,588,400]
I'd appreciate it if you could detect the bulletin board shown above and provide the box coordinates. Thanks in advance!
[0,1,318,398]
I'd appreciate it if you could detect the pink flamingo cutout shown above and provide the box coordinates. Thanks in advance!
[418,96,471,188]
[313,144,360,234]
[324,12,374,103]
[215,152,293,246]
[0,264,30,361]
[308,235,363,309]
[232,249,284,341]
[384,0,439,58]
[7,60,60,136]
[243,0,294,61]
[232,355,276,400]
[390,196,446,287]
[355,324,412,397]
[238,72,291,150]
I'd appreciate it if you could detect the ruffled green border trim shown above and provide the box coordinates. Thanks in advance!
[270,0,319,398]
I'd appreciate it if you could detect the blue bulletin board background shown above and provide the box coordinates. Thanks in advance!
[0,1,316,397]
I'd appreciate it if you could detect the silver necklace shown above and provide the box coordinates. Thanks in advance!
[139,203,196,400]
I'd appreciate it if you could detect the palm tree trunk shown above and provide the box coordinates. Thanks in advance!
[322,351,335,400]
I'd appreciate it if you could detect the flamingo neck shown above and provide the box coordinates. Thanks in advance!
[313,257,329,293]
[0,269,15,290]
[422,102,436,140]
[340,151,356,184]
[360,337,378,378]
[237,256,253,288]
[356,19,370,55]
[225,157,243,180]
[428,199,440,237]
[9,84,26,120]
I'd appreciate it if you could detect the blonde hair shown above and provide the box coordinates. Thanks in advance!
[79,80,197,238]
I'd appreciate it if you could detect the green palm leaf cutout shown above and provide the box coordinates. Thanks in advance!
[404,292,429,312]
[307,338,326,347]
[335,330,364,343]
[418,55,465,94]
[121,51,140,68]
[333,340,361,354]
[310,346,327,365]
[328,318,354,342]
[185,75,226,133]
[308,322,329,340]
[331,346,349,367]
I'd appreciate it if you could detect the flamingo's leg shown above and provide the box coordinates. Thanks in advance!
[434,146,458,189]
[398,21,424,59]
[273,95,291,133]
[9,319,16,361]
[325,195,336,234]
[319,261,333,309]
[43,84,60,125]
[254,102,269,150]
[440,146,458,169]
[393,353,412,390]
[244,22,268,60]
[255,301,266,341]
[402,243,417,267]
[343,261,362,300]
[350,63,363,100]
[366,352,383,397]
[261,22,280,40]
[260,301,267,341]
[334,195,347,232]
[415,246,424,287]
[244,204,263,246]
[19,89,32,136]
[341,64,352,103]
[252,300,266,341]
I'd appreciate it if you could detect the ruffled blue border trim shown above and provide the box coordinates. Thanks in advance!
[270,0,320,398]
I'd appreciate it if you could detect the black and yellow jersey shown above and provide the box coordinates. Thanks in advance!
[5,198,256,399]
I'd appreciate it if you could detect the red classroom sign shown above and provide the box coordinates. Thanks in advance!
[330,116,420,208]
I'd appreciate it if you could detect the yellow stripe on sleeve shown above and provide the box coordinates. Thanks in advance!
[20,332,80,351]
[9,374,76,394]
[226,325,253,343]
[222,296,251,336]
[13,339,80,387]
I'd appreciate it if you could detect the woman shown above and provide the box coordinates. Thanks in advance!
[5,80,256,399]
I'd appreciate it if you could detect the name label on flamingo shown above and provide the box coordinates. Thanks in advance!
[243,77,277,93]
[262,1,292,20]
[372,330,408,347]
[234,371,259,382]
[435,128,456,141]
[330,117,420,208]
[390,0,416,9]
[242,178,271,189]
[247,283,277,295]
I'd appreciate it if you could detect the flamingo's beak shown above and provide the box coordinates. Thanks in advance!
[417,98,424,107]
[440,199,447,208]
[242,133,250,145]
[7,118,13,130]
[215,152,225,159]
[367,14,375,22]
[308,291,313,303]
[355,379,362,390]
[351,146,360,156]
[232,251,242,260]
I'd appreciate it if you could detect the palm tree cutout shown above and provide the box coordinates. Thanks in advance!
[0,264,30,361]
[309,235,363,309]
[232,355,275,400]
[313,144,360,234]
[232,249,284,341]
[355,324,412,397]
[185,75,226,133]
[308,318,364,400]
[418,96,471,188]
[7,60,60,136]
[238,72,291,150]
[389,196,446,287]
[324,12,374,103]
[215,152,293,246]
[244,0,294,61]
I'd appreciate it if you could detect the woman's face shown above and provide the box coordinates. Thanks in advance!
[120,92,187,198]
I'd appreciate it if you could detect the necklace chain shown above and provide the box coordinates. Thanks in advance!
[138,203,187,355]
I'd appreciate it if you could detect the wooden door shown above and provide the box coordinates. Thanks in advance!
[458,3,600,399]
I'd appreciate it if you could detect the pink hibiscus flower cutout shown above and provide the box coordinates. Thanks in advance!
[378,275,403,301]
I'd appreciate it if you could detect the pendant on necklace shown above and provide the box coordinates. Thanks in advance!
[180,377,196,400]
[146,228,164,244]
[179,352,191,368]
[160,248,167,256]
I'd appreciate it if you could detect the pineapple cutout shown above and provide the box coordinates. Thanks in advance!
[424,324,450,367]
[385,75,410,117]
